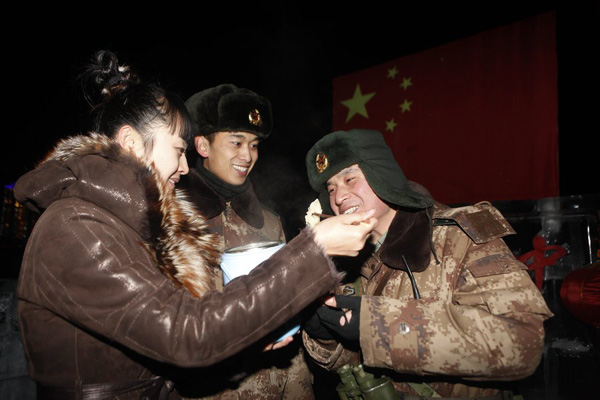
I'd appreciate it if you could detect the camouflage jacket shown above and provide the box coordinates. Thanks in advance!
[303,202,553,398]
[178,169,313,400]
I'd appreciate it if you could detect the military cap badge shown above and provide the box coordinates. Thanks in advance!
[316,153,328,173]
[248,109,262,126]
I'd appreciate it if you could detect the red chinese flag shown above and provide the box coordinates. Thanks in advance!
[332,11,558,204]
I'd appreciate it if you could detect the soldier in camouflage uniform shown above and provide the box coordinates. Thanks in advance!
[302,129,553,399]
[177,84,314,399]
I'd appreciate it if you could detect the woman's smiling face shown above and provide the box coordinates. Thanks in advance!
[147,124,189,189]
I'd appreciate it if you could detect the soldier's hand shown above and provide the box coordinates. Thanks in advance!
[316,295,361,342]
[302,307,336,340]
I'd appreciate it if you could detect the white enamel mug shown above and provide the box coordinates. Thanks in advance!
[221,241,300,342]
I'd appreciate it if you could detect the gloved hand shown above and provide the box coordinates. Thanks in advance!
[302,308,336,340]
[315,295,361,342]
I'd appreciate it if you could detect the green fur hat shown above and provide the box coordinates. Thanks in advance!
[306,129,433,214]
[185,84,272,138]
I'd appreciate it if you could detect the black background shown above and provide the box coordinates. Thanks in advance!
[5,1,599,235]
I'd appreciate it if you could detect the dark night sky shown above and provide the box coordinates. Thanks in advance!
[5,1,599,235]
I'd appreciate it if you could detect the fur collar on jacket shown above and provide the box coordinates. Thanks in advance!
[379,206,434,272]
[180,168,266,229]
[16,133,220,297]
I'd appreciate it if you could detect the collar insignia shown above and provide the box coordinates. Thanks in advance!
[316,153,328,173]
[248,109,262,126]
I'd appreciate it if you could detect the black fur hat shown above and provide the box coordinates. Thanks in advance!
[185,84,273,138]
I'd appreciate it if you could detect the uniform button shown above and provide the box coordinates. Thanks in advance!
[398,322,410,335]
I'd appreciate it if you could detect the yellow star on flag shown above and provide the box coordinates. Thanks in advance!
[387,66,399,79]
[400,77,413,90]
[385,118,397,132]
[341,84,376,122]
[400,99,413,113]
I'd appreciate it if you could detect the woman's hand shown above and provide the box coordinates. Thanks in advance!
[312,209,378,256]
[263,336,294,352]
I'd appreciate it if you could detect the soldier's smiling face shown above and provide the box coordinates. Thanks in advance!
[326,164,397,242]
[326,164,393,220]
[195,131,260,185]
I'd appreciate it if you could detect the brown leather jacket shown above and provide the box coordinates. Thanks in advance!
[14,133,342,399]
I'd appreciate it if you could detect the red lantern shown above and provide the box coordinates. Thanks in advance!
[560,262,600,328]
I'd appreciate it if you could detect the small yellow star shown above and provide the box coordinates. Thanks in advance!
[400,77,413,90]
[341,84,376,123]
[400,99,413,113]
[385,118,397,132]
[387,66,399,79]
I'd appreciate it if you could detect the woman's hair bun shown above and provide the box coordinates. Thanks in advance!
[80,50,140,107]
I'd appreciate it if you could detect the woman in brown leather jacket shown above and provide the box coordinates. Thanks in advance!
[14,50,377,399]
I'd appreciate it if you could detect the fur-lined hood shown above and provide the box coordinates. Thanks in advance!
[15,132,220,297]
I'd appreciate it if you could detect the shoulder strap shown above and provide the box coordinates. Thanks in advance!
[373,266,395,296]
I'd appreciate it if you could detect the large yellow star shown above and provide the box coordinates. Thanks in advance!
[341,84,376,123]
[387,66,399,79]
[385,118,397,132]
[400,77,413,90]
[400,99,413,113]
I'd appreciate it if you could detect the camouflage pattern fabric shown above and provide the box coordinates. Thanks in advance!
[303,202,553,398]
